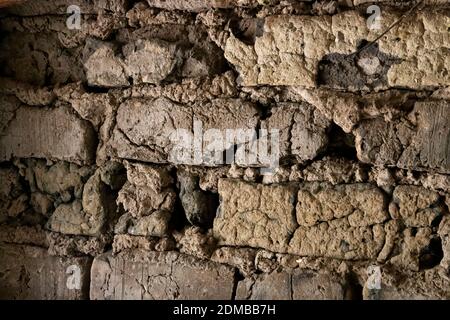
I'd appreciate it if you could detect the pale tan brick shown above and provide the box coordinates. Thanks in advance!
[213,179,298,253]
[225,11,450,89]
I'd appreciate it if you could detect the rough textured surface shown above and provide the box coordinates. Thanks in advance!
[355,101,450,173]
[225,11,450,90]
[261,102,331,163]
[214,179,389,259]
[117,162,175,217]
[107,97,259,164]
[295,183,388,227]
[46,168,117,236]
[90,250,236,300]
[390,186,443,227]
[236,270,346,300]
[0,104,97,165]
[362,267,450,300]
[1,0,450,301]
[213,179,298,253]
[0,244,92,299]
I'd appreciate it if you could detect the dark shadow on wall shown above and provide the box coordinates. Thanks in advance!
[317,40,401,91]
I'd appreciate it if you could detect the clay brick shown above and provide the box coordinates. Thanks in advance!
[0,105,97,165]
[296,183,388,227]
[22,159,92,197]
[84,42,129,88]
[225,11,450,89]
[288,222,386,260]
[438,215,450,271]
[84,39,184,87]
[1,1,449,302]
[145,0,237,12]
[261,102,331,162]
[4,0,128,15]
[47,169,115,236]
[214,180,388,259]
[22,162,118,237]
[289,183,388,259]
[0,244,92,299]
[0,225,47,247]
[387,226,436,271]
[126,210,172,237]
[96,0,129,13]
[90,250,236,299]
[117,183,176,217]
[123,39,181,85]
[236,270,345,300]
[390,186,443,227]
[355,100,450,173]
[213,179,298,253]
[108,97,259,164]
[0,33,84,86]
[0,166,26,222]
[117,163,176,218]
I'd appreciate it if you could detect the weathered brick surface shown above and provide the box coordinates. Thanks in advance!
[0,104,96,165]
[144,0,236,12]
[261,102,331,163]
[289,223,386,260]
[84,42,129,88]
[296,183,388,227]
[439,216,450,272]
[363,267,450,300]
[84,39,184,87]
[213,179,298,253]
[214,179,389,259]
[390,186,443,227]
[0,32,85,85]
[225,11,450,89]
[108,97,259,164]
[236,270,345,300]
[90,250,236,300]
[46,167,118,236]
[0,244,92,299]
[2,0,132,15]
[0,166,26,222]
[355,101,450,173]
[0,0,449,301]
